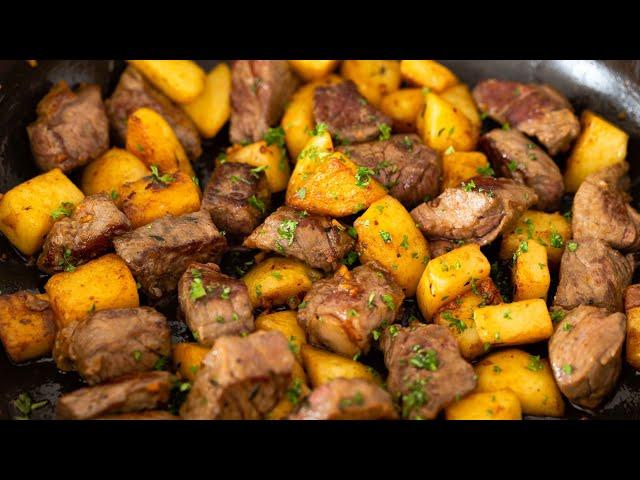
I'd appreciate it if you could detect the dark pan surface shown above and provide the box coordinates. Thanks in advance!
[1,60,639,420]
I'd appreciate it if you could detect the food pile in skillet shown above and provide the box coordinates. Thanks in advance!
[0,60,636,420]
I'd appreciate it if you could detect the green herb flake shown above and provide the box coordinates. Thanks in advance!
[51,202,75,220]
[378,123,391,141]
[248,195,266,214]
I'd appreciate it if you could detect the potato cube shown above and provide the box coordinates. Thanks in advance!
[499,210,571,265]
[242,257,322,310]
[172,342,210,382]
[81,148,150,197]
[442,151,490,189]
[0,168,84,256]
[128,60,205,104]
[400,60,458,92]
[379,88,424,133]
[256,310,307,362]
[416,244,491,321]
[341,60,401,106]
[45,253,139,328]
[474,299,553,347]
[288,60,339,81]
[564,110,629,192]
[421,92,477,153]
[475,349,565,417]
[445,390,522,420]
[182,63,232,138]
[440,83,482,130]
[301,344,380,388]
[354,195,429,296]
[119,171,201,229]
[226,140,290,193]
[512,240,550,301]
[126,107,194,176]
[0,291,56,363]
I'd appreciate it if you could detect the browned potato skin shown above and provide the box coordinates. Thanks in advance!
[301,344,381,388]
[81,148,150,197]
[341,60,401,106]
[0,292,56,363]
[379,88,424,133]
[445,390,522,420]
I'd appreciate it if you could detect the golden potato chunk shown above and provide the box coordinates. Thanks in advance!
[440,83,482,130]
[225,141,290,193]
[172,342,210,382]
[475,349,565,417]
[354,195,429,296]
[512,240,550,301]
[81,148,150,197]
[445,390,522,420]
[379,88,424,133]
[0,168,84,256]
[442,151,490,189]
[288,60,339,81]
[182,62,232,138]
[341,60,401,106]
[256,310,307,362]
[301,344,380,388]
[45,253,139,329]
[266,361,311,419]
[399,60,458,92]
[564,110,628,192]
[420,92,477,153]
[0,291,56,363]
[128,60,206,104]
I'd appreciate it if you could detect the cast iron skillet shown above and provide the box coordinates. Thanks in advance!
[1,60,640,420]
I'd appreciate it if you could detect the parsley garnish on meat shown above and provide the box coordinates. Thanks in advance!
[59,248,76,272]
[402,136,414,150]
[567,241,579,252]
[502,122,511,131]
[562,364,574,375]
[389,325,400,337]
[402,379,429,419]
[220,286,231,299]
[248,195,266,214]
[310,123,328,136]
[563,322,574,332]
[341,251,359,267]
[132,350,142,362]
[462,180,476,192]
[154,356,168,370]
[381,294,395,311]
[339,391,365,410]
[249,165,269,177]
[410,345,439,371]
[355,166,376,187]
[278,220,298,246]
[378,123,391,141]
[507,160,518,172]
[550,309,565,323]
[150,165,175,185]
[189,269,207,301]
[51,202,75,220]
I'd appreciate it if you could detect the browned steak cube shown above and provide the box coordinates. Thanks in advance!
[313,81,392,144]
[338,134,441,208]
[380,323,476,420]
[178,262,254,346]
[553,238,634,313]
[229,60,298,144]
[113,210,227,299]
[479,129,563,211]
[473,79,580,155]
[37,193,131,274]
[201,162,271,239]
[180,330,294,419]
[56,371,175,420]
[53,306,171,385]
[297,263,404,358]
[289,378,398,420]
[27,81,109,172]
[243,206,354,272]
[549,305,625,409]
[105,65,202,160]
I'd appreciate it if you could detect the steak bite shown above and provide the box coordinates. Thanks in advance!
[27,81,109,173]
[180,330,295,419]
[243,206,354,272]
[572,162,640,252]
[178,262,254,346]
[472,79,580,155]
[411,176,537,247]
[549,305,625,409]
[338,134,441,208]
[229,60,298,144]
[113,210,227,299]
[105,65,202,160]
[53,307,171,384]
[553,238,634,313]
[56,371,175,420]
[201,162,271,239]
[313,81,392,144]
[479,129,563,211]
[289,378,398,420]
[297,263,404,358]
[380,323,476,420]
[37,193,131,274]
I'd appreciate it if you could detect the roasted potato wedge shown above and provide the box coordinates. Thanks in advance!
[341,60,401,106]
[0,168,84,256]
[81,148,150,197]
[399,60,458,92]
[242,257,322,310]
[128,60,205,104]
[301,344,380,388]
[182,63,231,138]
[225,141,290,193]
[45,254,139,329]
[474,299,553,347]
[126,107,194,176]
[172,342,210,382]
[286,132,387,216]
[512,240,550,301]
[440,83,482,130]
[379,88,424,133]
[354,195,429,296]
[420,92,478,153]
[475,349,565,417]
[256,310,307,362]
[266,360,311,420]
[288,60,339,81]
[442,151,490,189]
[564,110,628,192]
[445,390,522,420]
[416,244,491,321]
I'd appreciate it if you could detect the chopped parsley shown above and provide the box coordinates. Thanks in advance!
[339,391,365,410]
[347,226,358,239]
[154,356,168,370]
[550,231,564,249]
[191,175,200,187]
[388,325,400,337]
[150,165,175,184]
[355,166,376,187]
[278,219,298,246]
[378,123,391,141]
[310,123,328,136]
[288,336,299,354]
[550,309,566,324]
[249,165,269,177]
[442,311,467,333]
[526,355,544,372]
[13,393,48,419]
[264,126,286,149]
[502,122,511,131]
[381,294,395,311]
[567,241,579,252]
[51,202,74,220]
[493,365,502,374]
[444,145,455,155]
[110,190,118,201]
[287,379,303,405]
[562,364,574,375]
[402,379,429,419]
[220,286,231,299]
[59,248,76,272]
[248,195,265,214]
[189,269,207,301]
[271,271,283,280]
[507,160,518,172]
[462,179,476,192]
[410,345,439,371]
[296,188,306,200]
[379,230,392,243]
[402,136,414,150]
[563,322,574,332]
[477,165,495,176]
[132,350,142,362]
[400,234,410,250]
